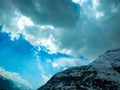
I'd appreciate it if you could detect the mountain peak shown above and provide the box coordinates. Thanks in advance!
[38,49,120,90]
[91,48,120,68]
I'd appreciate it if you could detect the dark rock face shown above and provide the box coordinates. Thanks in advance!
[0,75,32,90]
[38,49,120,90]
[0,76,12,90]
[0,76,22,90]
[0,68,32,90]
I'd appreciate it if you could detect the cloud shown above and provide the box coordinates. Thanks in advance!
[0,24,3,31]
[51,57,89,69]
[56,0,120,59]
[2,11,59,53]
[0,0,120,60]
[0,67,32,90]
[11,0,80,28]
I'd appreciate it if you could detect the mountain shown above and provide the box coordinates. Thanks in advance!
[38,49,120,90]
[0,68,32,90]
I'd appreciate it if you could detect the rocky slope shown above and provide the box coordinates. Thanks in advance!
[38,49,120,90]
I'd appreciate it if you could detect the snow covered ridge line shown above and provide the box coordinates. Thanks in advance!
[91,48,120,68]
[0,67,32,90]
[38,48,120,90]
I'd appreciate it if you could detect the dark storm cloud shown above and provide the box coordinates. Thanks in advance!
[57,0,120,58]
[11,0,80,28]
[97,0,120,23]
[0,24,3,31]
[0,0,15,23]
[1,0,120,59]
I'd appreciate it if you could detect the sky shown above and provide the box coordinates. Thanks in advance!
[0,0,120,89]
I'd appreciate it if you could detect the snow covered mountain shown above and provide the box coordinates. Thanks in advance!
[38,49,120,90]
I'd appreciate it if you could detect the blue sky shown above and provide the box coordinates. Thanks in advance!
[0,0,120,89]
[0,30,89,88]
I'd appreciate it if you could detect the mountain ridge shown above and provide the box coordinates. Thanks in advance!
[38,48,120,90]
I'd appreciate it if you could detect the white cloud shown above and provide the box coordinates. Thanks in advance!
[95,11,104,19]
[72,0,87,5]
[52,62,59,68]
[72,0,80,3]
[40,25,55,30]
[2,11,59,53]
[23,25,59,54]
[92,0,100,9]
[16,15,34,30]
[51,57,89,69]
